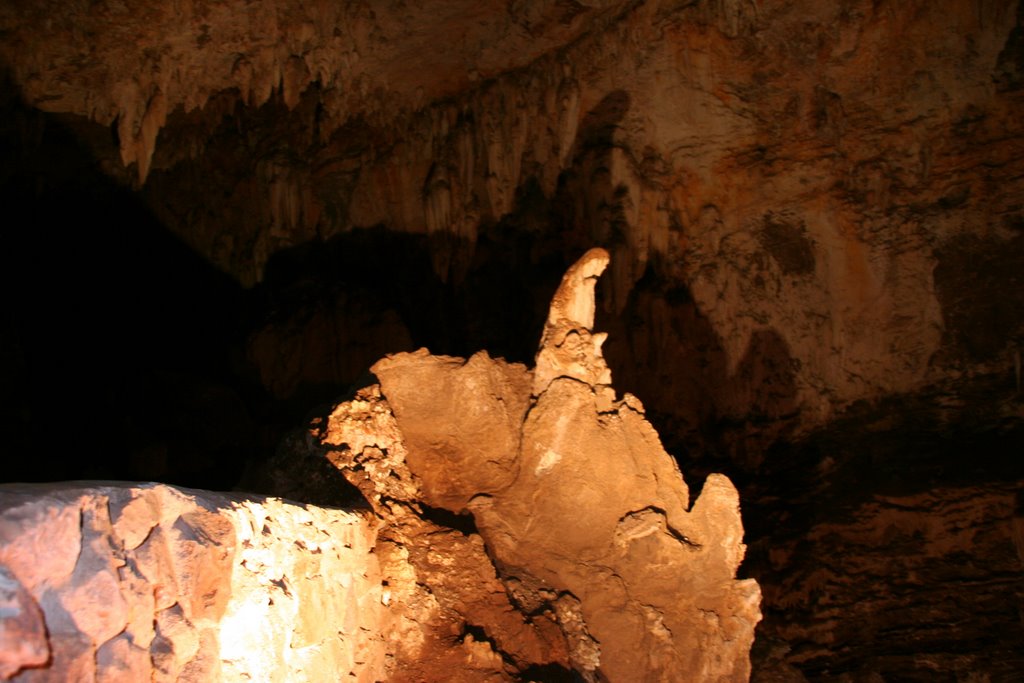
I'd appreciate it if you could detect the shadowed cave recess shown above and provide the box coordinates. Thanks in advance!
[1,0,1024,680]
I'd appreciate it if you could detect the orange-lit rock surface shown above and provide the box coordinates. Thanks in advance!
[0,483,386,682]
[320,249,761,681]
[0,251,759,682]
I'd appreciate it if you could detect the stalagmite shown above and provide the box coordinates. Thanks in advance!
[0,251,759,681]
[328,248,762,681]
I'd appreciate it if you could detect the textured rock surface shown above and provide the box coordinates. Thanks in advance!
[0,0,629,184]
[0,566,47,679]
[323,248,761,681]
[0,483,385,682]
[756,484,1023,680]
[742,378,1024,680]
[4,0,1020,443]
[317,383,571,681]
[2,0,1023,679]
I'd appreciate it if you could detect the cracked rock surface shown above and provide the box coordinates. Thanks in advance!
[0,483,385,682]
[321,248,761,681]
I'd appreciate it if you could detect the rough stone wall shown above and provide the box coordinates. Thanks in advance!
[0,483,386,682]
[5,0,1020,441]
[753,483,1024,680]
[325,0,1022,431]
[740,376,1024,680]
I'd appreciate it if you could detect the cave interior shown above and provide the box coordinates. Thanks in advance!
[1,0,1023,680]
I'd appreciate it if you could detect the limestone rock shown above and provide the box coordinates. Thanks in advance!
[371,350,533,513]
[315,381,569,679]
[0,0,630,183]
[2,0,1022,441]
[324,249,761,680]
[533,246,613,400]
[752,482,1024,680]
[0,483,386,682]
[4,0,1019,449]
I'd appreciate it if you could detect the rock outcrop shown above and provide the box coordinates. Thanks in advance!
[0,250,758,682]
[0,483,386,682]
[320,248,761,681]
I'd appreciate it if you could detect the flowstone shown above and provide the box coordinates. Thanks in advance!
[321,248,761,681]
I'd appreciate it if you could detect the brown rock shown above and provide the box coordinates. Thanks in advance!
[0,0,629,185]
[95,633,151,682]
[319,382,423,510]
[752,482,1024,680]
[316,380,571,678]
[372,350,533,513]
[2,0,1021,441]
[325,248,761,680]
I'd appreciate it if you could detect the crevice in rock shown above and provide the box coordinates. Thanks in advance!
[418,504,480,537]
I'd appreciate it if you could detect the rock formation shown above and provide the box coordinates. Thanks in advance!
[1,0,1022,679]
[0,483,387,682]
[321,247,761,681]
[0,250,758,681]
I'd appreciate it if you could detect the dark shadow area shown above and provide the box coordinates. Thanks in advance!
[933,231,1024,362]
[0,71,253,488]
[743,370,1024,679]
[553,89,633,257]
[560,92,801,487]
[745,370,1024,545]
[256,223,565,369]
[0,71,580,493]
[516,663,582,682]
[239,222,574,450]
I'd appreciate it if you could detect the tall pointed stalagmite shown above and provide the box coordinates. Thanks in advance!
[354,248,762,681]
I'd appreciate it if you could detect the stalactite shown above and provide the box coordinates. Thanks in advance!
[2,0,1019,426]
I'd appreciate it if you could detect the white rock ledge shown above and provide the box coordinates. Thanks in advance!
[0,482,386,682]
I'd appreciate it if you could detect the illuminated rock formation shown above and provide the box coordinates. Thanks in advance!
[323,248,761,680]
[0,251,759,682]
[0,484,386,682]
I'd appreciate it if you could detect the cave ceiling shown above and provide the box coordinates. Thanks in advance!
[1,0,1022,466]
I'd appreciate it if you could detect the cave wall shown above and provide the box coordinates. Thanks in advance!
[755,481,1023,679]
[3,0,1021,452]
[1,1,1023,680]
